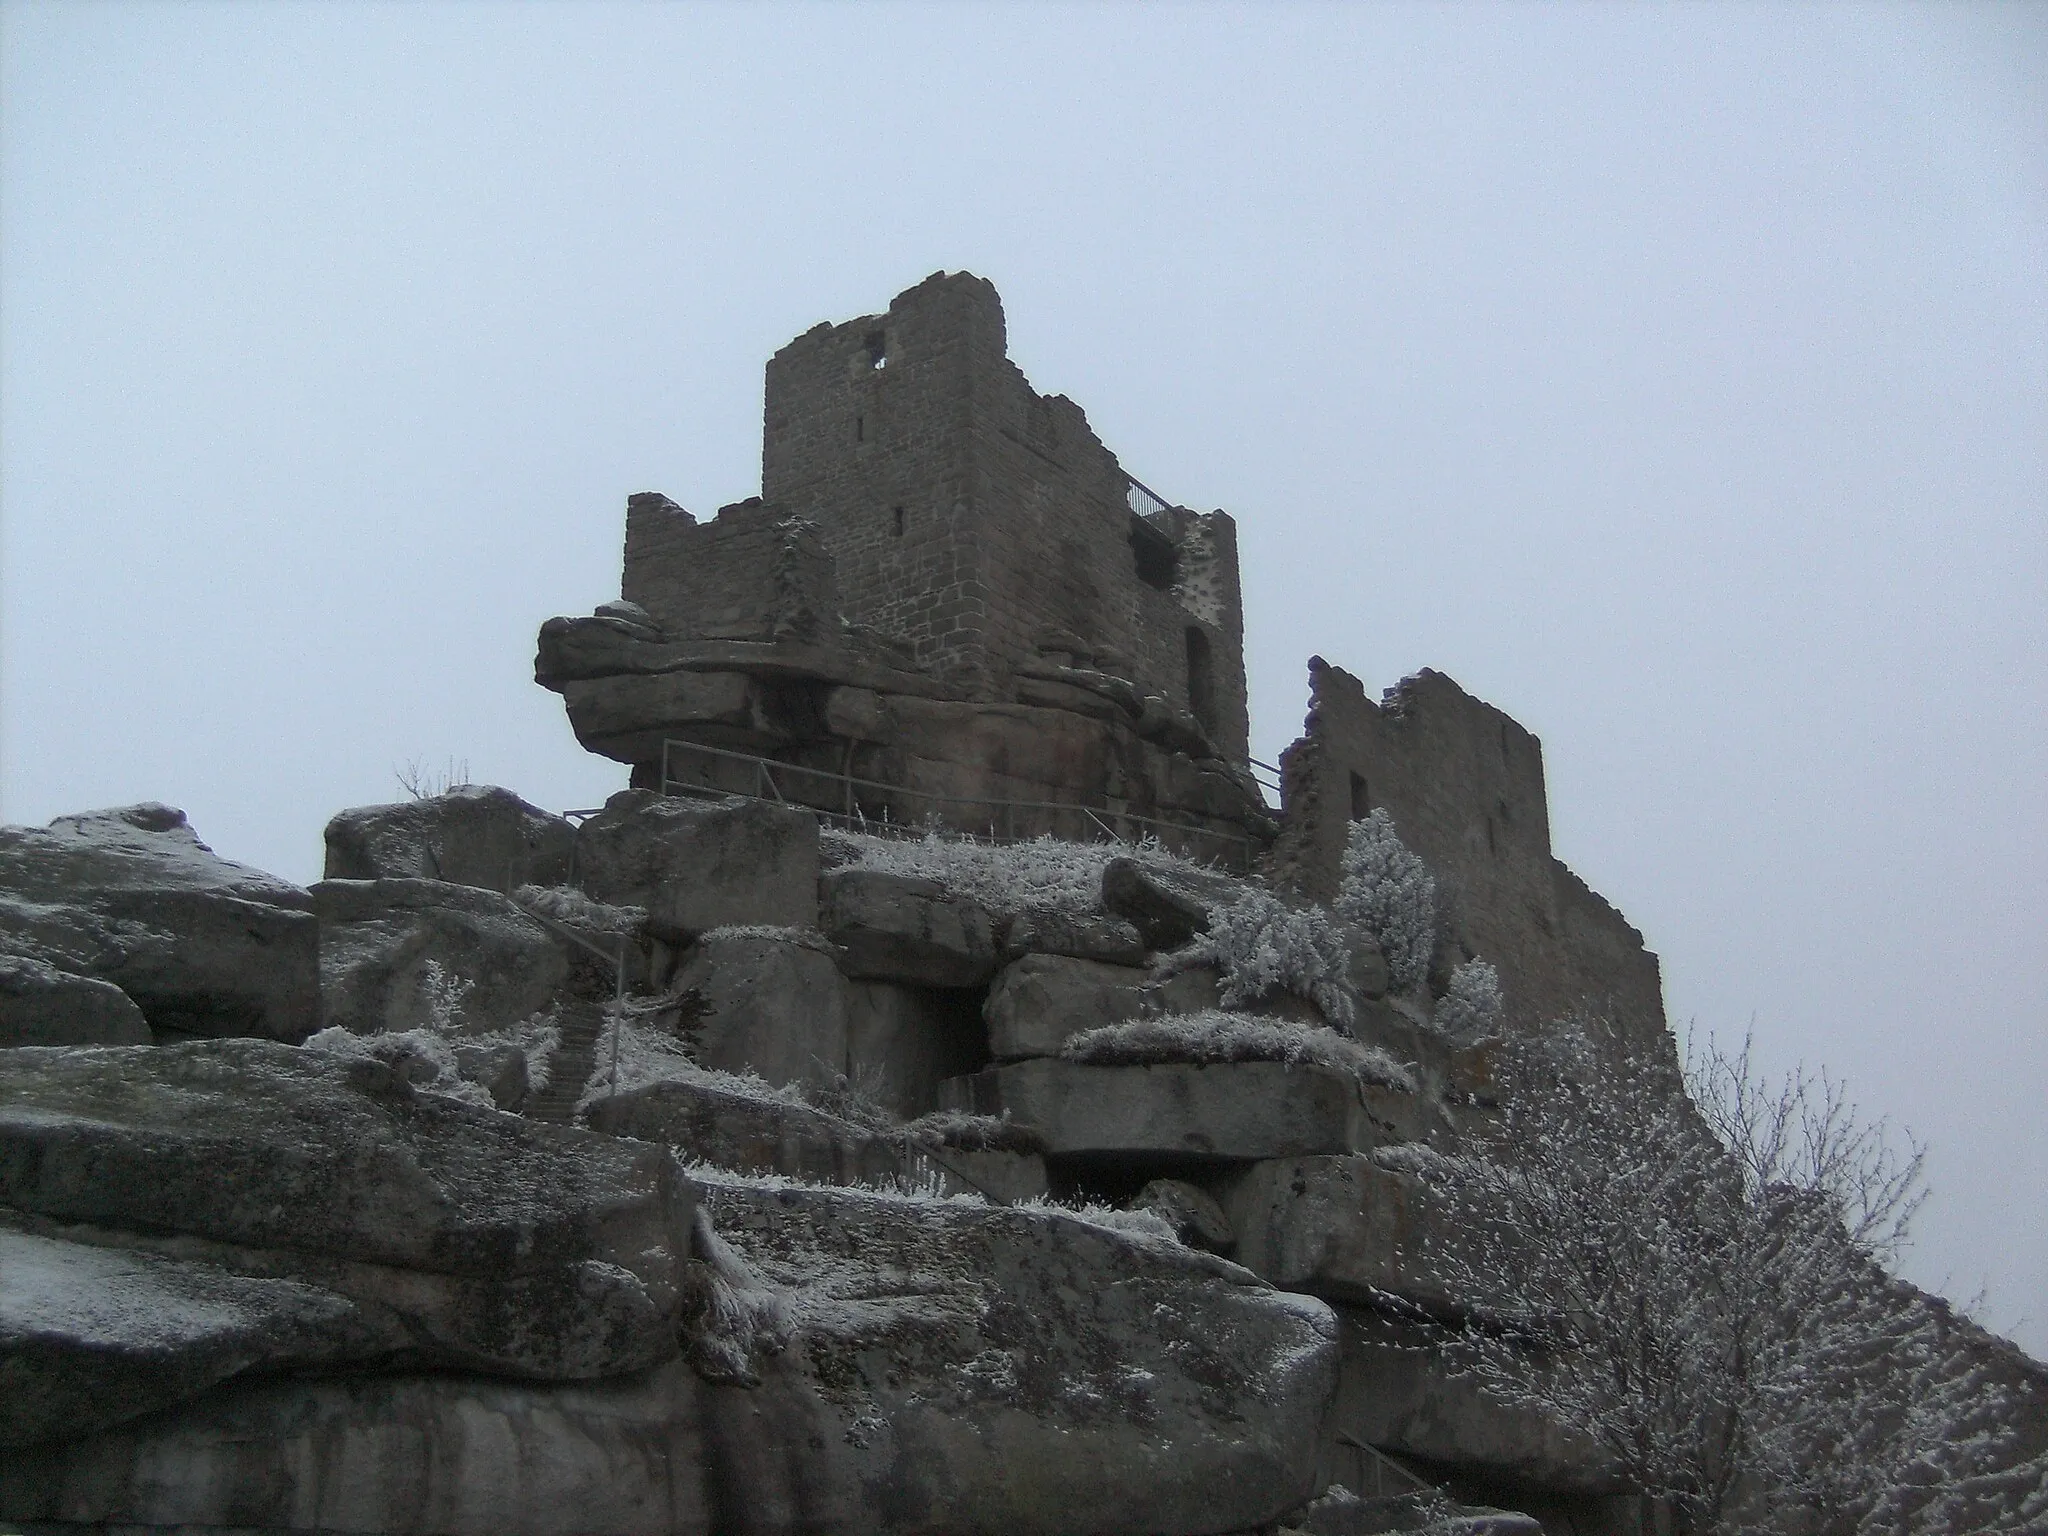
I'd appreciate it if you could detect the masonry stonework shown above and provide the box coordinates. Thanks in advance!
[1272,661,1668,1052]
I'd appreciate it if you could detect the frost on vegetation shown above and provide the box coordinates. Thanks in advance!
[1168,888,1355,1027]
[1062,1010,1414,1092]
[576,1013,813,1116]
[1335,809,1436,994]
[683,1205,791,1386]
[698,923,836,953]
[304,1025,495,1110]
[1371,1142,1472,1179]
[513,884,646,937]
[1434,959,1504,1041]
[1015,1196,1181,1246]
[820,827,1203,920]
[416,959,475,1034]
[897,1110,1047,1156]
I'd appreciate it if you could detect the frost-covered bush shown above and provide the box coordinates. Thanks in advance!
[1168,887,1354,1027]
[416,959,475,1034]
[820,828,1203,921]
[1015,1196,1181,1246]
[1062,1009,1414,1091]
[1334,809,1436,994]
[1434,959,1504,1040]
[897,1109,1047,1156]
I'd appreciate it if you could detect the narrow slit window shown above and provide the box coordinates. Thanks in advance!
[892,506,906,536]
[1350,772,1370,821]
[864,329,888,370]
[855,414,864,442]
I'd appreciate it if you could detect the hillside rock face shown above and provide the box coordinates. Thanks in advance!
[0,803,317,1041]
[1,1037,1338,1535]
[322,785,576,891]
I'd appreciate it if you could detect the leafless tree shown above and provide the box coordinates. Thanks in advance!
[1418,1022,2047,1535]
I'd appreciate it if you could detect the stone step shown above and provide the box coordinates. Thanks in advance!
[525,1000,607,1124]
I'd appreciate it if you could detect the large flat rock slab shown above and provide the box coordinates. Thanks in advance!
[939,1057,1402,1160]
[0,1039,696,1446]
[322,785,575,889]
[585,1074,898,1186]
[0,803,317,1041]
[5,1178,1339,1536]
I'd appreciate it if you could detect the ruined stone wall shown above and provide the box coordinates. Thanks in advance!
[761,272,1249,762]
[1273,662,1667,1050]
[620,494,838,644]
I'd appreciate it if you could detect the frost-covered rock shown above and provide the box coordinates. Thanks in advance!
[1131,1177,1235,1252]
[321,785,575,891]
[576,790,819,941]
[0,951,149,1047]
[313,877,573,1037]
[0,1038,699,1451]
[1001,907,1148,965]
[984,953,1149,1060]
[3,1163,1340,1536]
[821,868,998,988]
[0,803,318,1041]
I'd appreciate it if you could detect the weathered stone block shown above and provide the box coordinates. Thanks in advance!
[0,804,317,1042]
[844,980,987,1118]
[671,930,847,1090]
[1100,856,1240,950]
[321,785,575,890]
[939,1058,1383,1161]
[1132,1177,1235,1252]
[575,790,818,941]
[821,868,996,987]
[313,878,571,1036]
[1220,1153,1493,1318]
[0,1039,698,1450]
[1000,908,1148,966]
[1323,1306,1621,1494]
[0,954,149,1047]
[984,953,1148,1060]
[555,669,756,766]
[908,1144,1051,1203]
[585,1075,898,1185]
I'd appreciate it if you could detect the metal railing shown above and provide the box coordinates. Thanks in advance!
[1125,474,1175,520]
[658,737,1256,871]
[1328,1432,1434,1500]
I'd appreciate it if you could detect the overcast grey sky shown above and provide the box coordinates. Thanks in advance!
[4,2,2043,1352]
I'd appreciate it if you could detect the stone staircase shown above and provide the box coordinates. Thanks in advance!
[524,998,608,1124]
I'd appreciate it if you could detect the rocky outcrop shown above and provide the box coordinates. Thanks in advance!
[670,929,848,1091]
[313,877,573,1035]
[0,1040,698,1449]
[576,790,819,941]
[0,951,149,1046]
[322,785,575,890]
[0,804,317,1041]
[822,868,998,988]
[0,1039,1339,1536]
[1100,855,1242,949]
[941,1059,1416,1161]
[983,952,1149,1060]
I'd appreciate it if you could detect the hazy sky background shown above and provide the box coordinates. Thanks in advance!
[4,3,2043,1352]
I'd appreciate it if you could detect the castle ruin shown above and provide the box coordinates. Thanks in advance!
[541,271,1667,1050]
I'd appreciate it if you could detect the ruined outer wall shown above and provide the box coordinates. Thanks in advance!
[762,272,1249,762]
[1273,662,1666,1049]
[621,495,837,643]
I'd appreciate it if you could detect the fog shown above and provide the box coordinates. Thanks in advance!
[4,3,2041,1351]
